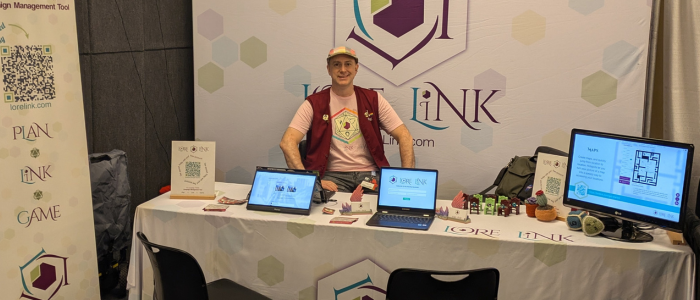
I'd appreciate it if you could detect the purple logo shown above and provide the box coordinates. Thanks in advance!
[336,0,468,85]
[19,248,69,300]
[389,176,397,184]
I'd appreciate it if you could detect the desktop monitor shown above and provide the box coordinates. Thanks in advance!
[563,129,694,242]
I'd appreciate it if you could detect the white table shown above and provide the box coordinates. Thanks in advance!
[127,182,695,300]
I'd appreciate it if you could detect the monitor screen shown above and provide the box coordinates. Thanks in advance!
[247,168,316,215]
[378,167,438,210]
[564,129,694,233]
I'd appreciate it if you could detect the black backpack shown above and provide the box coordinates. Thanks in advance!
[479,146,568,200]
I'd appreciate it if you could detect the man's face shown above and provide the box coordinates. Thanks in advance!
[327,55,359,88]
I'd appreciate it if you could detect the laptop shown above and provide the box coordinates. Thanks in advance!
[246,167,318,215]
[366,167,439,230]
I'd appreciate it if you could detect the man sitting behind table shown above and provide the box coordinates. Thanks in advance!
[279,46,415,192]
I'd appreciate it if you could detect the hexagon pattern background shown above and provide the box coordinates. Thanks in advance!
[581,70,618,107]
[197,10,223,41]
[269,0,296,15]
[512,10,546,45]
[569,0,604,15]
[241,37,267,69]
[198,63,224,93]
[474,69,506,103]
[374,230,403,248]
[212,37,238,67]
[534,242,567,267]
[258,255,284,286]
[284,65,311,97]
[603,41,640,78]
[287,218,315,239]
[461,123,493,153]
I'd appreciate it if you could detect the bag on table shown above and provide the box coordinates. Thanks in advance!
[479,146,567,200]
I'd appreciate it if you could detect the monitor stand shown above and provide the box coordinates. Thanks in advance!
[597,216,653,243]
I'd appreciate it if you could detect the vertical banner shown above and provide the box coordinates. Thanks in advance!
[0,1,100,300]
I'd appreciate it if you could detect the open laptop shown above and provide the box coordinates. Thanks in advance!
[366,167,439,230]
[246,167,317,215]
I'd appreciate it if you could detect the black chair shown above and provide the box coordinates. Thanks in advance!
[386,268,499,300]
[686,178,700,300]
[136,232,270,300]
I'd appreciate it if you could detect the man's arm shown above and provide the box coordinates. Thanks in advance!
[279,127,339,191]
[389,124,415,168]
[279,127,305,169]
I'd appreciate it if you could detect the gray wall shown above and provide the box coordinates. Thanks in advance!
[76,0,194,217]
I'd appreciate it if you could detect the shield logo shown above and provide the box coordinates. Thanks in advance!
[335,0,468,86]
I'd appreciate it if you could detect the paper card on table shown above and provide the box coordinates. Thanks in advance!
[532,152,569,217]
[330,217,358,224]
[447,207,471,224]
[218,196,247,205]
[171,141,216,200]
[203,204,228,212]
[351,202,372,214]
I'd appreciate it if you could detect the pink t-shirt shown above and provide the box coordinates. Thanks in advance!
[288,89,403,172]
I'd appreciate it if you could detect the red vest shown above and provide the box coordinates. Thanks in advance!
[303,86,390,177]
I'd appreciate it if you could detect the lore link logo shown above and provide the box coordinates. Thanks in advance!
[336,0,468,85]
[13,122,53,141]
[20,165,53,184]
[411,82,500,130]
[19,248,69,300]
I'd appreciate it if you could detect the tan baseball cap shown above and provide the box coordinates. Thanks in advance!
[327,46,358,62]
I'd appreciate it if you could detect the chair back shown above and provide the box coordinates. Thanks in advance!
[298,140,307,160]
[136,232,209,300]
[386,268,499,300]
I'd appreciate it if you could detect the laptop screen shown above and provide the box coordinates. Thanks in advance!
[378,167,438,210]
[248,169,316,211]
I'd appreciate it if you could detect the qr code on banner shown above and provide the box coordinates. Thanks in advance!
[185,162,201,178]
[545,177,561,195]
[2,45,56,102]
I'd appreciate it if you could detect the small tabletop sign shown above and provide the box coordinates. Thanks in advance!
[170,141,216,200]
[532,152,568,218]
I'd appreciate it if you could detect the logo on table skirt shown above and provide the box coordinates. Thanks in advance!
[518,231,575,242]
[18,248,69,300]
[444,225,500,238]
[335,0,468,86]
[317,259,389,300]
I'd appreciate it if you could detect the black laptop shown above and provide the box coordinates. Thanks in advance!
[366,167,439,230]
[246,167,317,215]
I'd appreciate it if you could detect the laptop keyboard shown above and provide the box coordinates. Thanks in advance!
[377,214,431,224]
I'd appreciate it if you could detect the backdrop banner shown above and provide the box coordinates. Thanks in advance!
[0,1,100,299]
[194,0,653,198]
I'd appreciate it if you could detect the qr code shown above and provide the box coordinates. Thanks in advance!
[2,45,55,102]
[545,177,561,195]
[185,162,200,178]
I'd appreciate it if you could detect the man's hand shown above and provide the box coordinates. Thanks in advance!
[321,180,338,192]
[279,127,306,169]
[389,124,415,168]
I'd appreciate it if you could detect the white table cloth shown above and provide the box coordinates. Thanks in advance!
[127,182,695,300]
